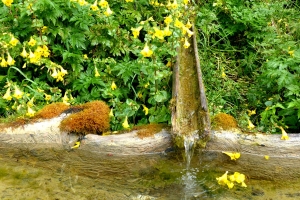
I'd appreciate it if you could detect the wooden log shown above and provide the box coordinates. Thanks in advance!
[0,115,172,155]
[202,130,300,180]
[1,116,300,180]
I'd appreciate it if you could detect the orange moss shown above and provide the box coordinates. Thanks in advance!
[133,124,170,139]
[0,117,31,131]
[34,102,69,119]
[212,113,238,130]
[59,101,110,135]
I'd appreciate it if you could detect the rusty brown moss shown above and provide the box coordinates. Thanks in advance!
[133,124,170,139]
[59,101,110,135]
[34,102,70,119]
[212,113,238,130]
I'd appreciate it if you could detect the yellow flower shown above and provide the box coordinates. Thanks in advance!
[95,67,100,77]
[227,181,234,189]
[166,61,172,67]
[141,43,153,57]
[247,119,255,129]
[264,155,269,160]
[51,68,58,79]
[104,6,113,16]
[216,171,229,186]
[221,71,226,78]
[186,19,192,28]
[42,45,50,57]
[83,54,88,59]
[98,0,108,7]
[171,0,178,9]
[131,26,143,38]
[111,81,117,90]
[7,52,15,66]
[222,152,241,160]
[28,37,37,47]
[125,0,133,2]
[78,0,87,6]
[3,87,12,101]
[183,37,190,49]
[122,116,130,129]
[44,93,51,101]
[144,82,150,88]
[26,106,36,117]
[247,109,256,116]
[9,36,19,46]
[0,57,8,67]
[13,86,24,99]
[288,50,294,57]
[183,0,189,5]
[186,28,194,37]
[90,0,99,11]
[233,172,245,183]
[153,27,165,40]
[62,91,70,105]
[109,109,114,117]
[279,126,289,140]
[2,0,13,7]
[174,18,183,28]
[20,47,28,58]
[164,15,173,25]
[27,97,34,107]
[41,26,48,33]
[142,104,149,115]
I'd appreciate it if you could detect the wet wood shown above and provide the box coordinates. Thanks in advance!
[202,130,300,180]
[0,115,172,155]
[171,25,210,143]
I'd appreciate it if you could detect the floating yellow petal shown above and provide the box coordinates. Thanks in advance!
[264,155,269,160]
[216,171,228,186]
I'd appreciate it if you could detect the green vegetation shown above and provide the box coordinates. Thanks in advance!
[197,0,300,133]
[1,0,300,134]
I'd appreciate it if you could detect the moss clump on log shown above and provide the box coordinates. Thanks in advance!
[34,102,70,119]
[133,124,170,139]
[212,113,238,131]
[59,101,110,135]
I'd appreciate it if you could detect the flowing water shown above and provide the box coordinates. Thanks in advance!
[0,145,300,200]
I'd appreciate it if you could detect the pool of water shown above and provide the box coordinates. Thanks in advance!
[0,147,299,200]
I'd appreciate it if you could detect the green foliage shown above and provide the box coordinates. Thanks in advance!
[196,0,300,133]
[0,0,193,131]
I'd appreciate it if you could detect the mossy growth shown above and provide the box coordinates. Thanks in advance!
[59,101,110,135]
[133,124,170,139]
[34,102,70,119]
[211,113,238,130]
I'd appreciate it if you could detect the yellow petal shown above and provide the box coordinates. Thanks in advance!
[222,152,241,160]
[280,127,289,140]
[111,81,117,90]
[264,155,269,160]
[122,116,130,129]
[216,171,228,186]
[247,119,255,129]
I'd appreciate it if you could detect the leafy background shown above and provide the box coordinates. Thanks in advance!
[1,0,300,133]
